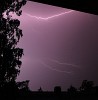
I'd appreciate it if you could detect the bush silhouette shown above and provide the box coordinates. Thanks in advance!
[67,85,77,95]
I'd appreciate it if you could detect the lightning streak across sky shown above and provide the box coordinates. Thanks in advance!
[22,9,78,74]
[38,58,80,73]
[25,10,74,20]
[27,58,79,74]
[46,58,80,68]
[39,60,72,74]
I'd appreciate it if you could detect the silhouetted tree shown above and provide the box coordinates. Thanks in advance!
[17,80,30,91]
[0,0,26,88]
[79,80,94,94]
[67,85,77,95]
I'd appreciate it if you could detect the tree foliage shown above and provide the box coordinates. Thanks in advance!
[17,80,30,91]
[80,80,94,92]
[67,85,77,94]
[0,0,27,87]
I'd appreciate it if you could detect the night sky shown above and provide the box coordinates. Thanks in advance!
[9,1,98,91]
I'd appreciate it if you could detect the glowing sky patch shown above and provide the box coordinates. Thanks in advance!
[25,10,74,20]
[15,1,98,91]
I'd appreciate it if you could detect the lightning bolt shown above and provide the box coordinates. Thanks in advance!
[22,57,80,74]
[20,9,76,73]
[39,60,72,74]
[45,58,80,68]
[25,10,74,20]
[38,57,81,74]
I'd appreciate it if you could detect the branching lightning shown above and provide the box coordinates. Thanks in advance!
[22,57,79,73]
[39,60,72,73]
[36,57,80,73]
[25,10,74,20]
[46,58,80,68]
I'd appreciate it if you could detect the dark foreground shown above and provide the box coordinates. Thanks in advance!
[0,80,98,100]
[1,91,98,100]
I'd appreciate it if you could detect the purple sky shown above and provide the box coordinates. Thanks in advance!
[10,1,98,91]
